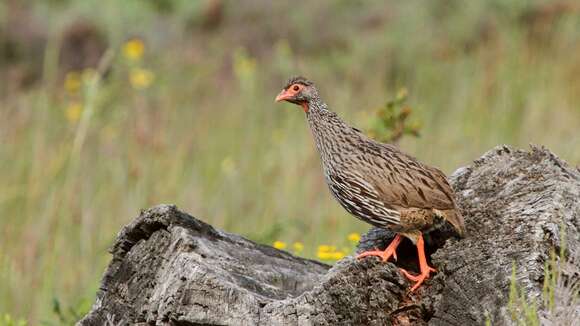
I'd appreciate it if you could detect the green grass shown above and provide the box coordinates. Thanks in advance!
[508,231,579,326]
[0,314,27,326]
[1,0,580,323]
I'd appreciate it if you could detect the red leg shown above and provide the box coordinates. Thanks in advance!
[356,234,402,262]
[399,233,436,291]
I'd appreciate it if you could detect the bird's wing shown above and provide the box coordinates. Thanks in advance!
[341,146,456,211]
[380,162,455,210]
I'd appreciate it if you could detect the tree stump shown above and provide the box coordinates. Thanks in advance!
[78,146,579,325]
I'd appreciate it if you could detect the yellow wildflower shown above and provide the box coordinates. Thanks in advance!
[273,241,286,250]
[123,38,145,61]
[292,242,304,253]
[317,251,333,260]
[347,233,361,243]
[64,71,82,94]
[129,68,155,90]
[317,250,345,261]
[317,245,335,253]
[330,251,346,260]
[65,102,83,124]
[316,243,347,261]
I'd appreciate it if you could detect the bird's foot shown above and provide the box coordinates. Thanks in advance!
[356,247,398,262]
[356,234,402,263]
[399,266,436,292]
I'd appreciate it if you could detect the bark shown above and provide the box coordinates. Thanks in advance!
[78,145,579,326]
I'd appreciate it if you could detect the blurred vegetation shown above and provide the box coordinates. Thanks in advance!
[368,88,421,144]
[1,0,580,323]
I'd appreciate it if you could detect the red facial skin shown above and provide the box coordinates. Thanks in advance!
[275,84,309,112]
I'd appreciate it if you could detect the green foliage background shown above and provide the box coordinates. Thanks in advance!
[1,0,579,323]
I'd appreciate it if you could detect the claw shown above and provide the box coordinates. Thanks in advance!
[356,235,402,263]
[357,248,396,262]
[400,268,433,292]
[399,268,420,281]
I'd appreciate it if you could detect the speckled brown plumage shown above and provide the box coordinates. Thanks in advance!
[275,76,466,291]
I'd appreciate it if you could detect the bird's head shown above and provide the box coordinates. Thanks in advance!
[275,76,319,112]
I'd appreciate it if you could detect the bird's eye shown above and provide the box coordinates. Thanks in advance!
[293,85,300,91]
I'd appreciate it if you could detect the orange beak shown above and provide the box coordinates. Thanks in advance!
[275,89,292,102]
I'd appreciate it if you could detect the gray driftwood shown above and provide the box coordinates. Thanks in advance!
[78,146,579,325]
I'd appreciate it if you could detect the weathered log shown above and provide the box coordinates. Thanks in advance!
[78,146,579,325]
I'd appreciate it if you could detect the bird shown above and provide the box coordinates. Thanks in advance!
[275,76,466,291]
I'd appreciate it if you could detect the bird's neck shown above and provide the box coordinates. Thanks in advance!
[305,99,360,169]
